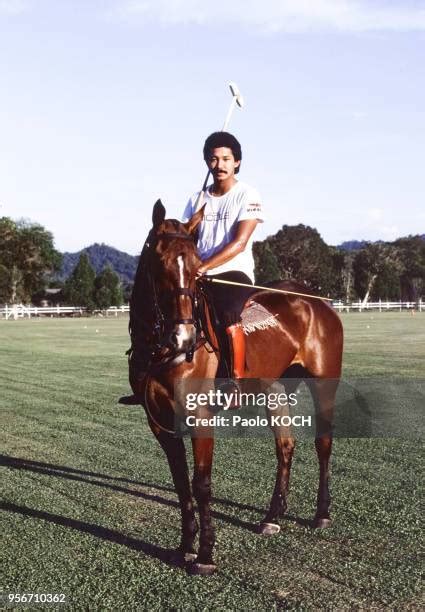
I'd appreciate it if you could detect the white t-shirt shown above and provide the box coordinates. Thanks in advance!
[182,180,264,282]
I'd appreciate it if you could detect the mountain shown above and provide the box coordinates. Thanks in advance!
[337,240,368,251]
[337,235,425,251]
[57,243,139,284]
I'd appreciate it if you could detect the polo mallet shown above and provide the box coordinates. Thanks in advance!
[194,82,244,210]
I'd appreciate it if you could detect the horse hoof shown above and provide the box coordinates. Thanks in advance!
[187,562,217,576]
[169,550,197,565]
[258,522,281,536]
[313,517,332,529]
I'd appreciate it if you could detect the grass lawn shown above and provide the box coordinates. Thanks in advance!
[0,313,423,610]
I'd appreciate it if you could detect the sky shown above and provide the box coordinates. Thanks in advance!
[0,0,424,255]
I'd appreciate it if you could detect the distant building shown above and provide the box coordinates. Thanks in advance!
[33,288,63,307]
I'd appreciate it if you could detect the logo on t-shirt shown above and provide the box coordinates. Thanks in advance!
[205,212,230,222]
[246,203,262,213]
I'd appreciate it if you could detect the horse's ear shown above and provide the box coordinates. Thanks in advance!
[184,204,205,235]
[152,199,166,227]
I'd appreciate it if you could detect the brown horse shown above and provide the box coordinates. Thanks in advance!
[128,200,343,575]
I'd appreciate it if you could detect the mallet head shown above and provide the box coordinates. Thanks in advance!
[229,82,244,108]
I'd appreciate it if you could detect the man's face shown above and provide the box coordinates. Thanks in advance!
[206,147,240,181]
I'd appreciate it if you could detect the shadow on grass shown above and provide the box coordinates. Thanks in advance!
[0,500,177,567]
[0,454,261,513]
[283,513,314,528]
[0,454,262,534]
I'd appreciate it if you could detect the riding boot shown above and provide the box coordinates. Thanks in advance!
[225,323,246,380]
[217,323,246,410]
[119,368,147,405]
[119,350,148,406]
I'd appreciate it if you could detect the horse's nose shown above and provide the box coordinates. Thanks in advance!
[173,324,196,352]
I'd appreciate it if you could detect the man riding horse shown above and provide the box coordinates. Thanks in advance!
[182,131,263,385]
[122,131,263,400]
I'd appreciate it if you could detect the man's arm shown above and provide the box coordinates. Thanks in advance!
[197,219,258,275]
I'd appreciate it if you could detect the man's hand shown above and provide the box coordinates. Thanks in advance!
[196,264,208,278]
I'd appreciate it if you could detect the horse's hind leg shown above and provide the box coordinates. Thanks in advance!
[308,378,339,528]
[259,435,295,535]
[150,427,199,561]
[259,378,300,535]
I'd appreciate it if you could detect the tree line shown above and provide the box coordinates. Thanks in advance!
[0,217,122,309]
[253,225,425,302]
[1,215,424,306]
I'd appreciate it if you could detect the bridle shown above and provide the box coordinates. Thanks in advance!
[138,229,202,367]
[154,231,197,328]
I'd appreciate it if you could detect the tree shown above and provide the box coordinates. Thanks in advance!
[325,247,350,301]
[253,241,281,284]
[64,253,96,309]
[94,265,123,309]
[122,281,134,303]
[0,217,62,303]
[267,224,336,295]
[353,243,401,304]
[394,236,425,300]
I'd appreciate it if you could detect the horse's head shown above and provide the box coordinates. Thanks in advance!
[148,199,205,354]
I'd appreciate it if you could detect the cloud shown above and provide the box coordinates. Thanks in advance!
[0,0,27,14]
[109,0,425,32]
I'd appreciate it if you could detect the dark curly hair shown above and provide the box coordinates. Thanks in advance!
[203,132,242,174]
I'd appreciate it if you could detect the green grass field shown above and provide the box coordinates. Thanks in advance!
[0,313,423,610]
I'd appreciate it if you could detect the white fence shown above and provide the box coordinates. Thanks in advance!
[0,304,130,320]
[333,300,423,313]
[0,301,423,320]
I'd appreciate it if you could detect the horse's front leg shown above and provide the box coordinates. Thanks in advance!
[189,435,216,575]
[150,426,198,561]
